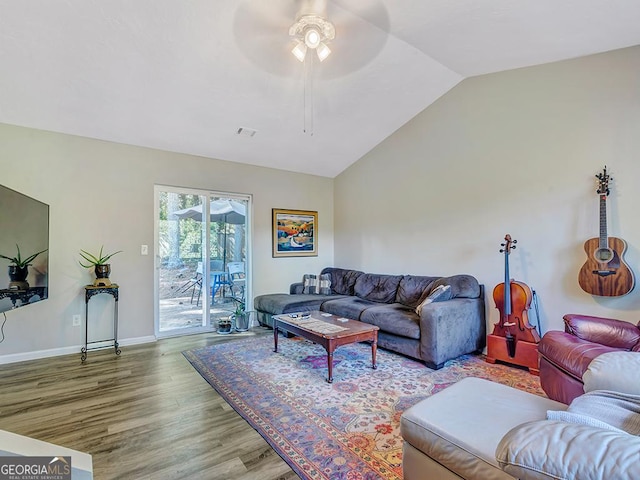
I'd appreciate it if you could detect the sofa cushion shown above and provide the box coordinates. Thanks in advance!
[430,274,480,299]
[563,314,640,349]
[538,331,620,381]
[360,304,420,340]
[583,351,640,395]
[320,296,380,319]
[320,267,364,295]
[395,275,439,308]
[354,273,403,303]
[496,420,640,480]
[254,293,338,315]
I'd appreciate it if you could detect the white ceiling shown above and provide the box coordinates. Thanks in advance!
[1,1,639,178]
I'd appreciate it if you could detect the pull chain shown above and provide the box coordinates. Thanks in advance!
[303,55,314,136]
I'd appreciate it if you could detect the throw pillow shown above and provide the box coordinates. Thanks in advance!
[583,351,640,396]
[318,273,332,295]
[415,284,452,316]
[302,273,331,295]
[302,274,318,294]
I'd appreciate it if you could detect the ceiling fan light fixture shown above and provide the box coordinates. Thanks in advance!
[304,27,321,49]
[316,42,331,61]
[289,14,335,62]
[292,41,307,62]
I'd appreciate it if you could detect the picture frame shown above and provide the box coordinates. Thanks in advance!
[272,208,318,257]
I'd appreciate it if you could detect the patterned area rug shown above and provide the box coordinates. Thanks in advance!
[183,336,544,480]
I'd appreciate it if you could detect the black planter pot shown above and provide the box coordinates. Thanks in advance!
[93,264,112,286]
[8,265,29,290]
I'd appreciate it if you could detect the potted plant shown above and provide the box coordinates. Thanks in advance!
[231,298,250,332]
[217,316,233,334]
[79,246,122,286]
[0,244,47,290]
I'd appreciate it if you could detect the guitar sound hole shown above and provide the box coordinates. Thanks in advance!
[594,248,614,263]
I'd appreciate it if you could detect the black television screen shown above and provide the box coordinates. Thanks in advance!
[0,184,49,313]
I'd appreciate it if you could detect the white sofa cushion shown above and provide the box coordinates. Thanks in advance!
[583,351,640,395]
[496,420,640,480]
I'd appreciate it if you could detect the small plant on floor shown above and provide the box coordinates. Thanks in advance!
[232,297,246,317]
[231,297,250,332]
[217,316,233,334]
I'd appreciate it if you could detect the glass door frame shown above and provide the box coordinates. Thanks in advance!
[153,185,252,338]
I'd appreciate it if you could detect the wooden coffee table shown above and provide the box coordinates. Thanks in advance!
[273,311,379,383]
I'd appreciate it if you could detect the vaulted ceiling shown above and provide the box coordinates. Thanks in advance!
[1,1,639,177]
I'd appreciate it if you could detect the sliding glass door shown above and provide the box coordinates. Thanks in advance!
[154,186,250,336]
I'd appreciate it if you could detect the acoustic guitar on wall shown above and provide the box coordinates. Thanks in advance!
[578,166,635,297]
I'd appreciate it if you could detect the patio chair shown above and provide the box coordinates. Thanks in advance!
[209,260,231,304]
[176,262,203,305]
[184,260,227,306]
[227,261,246,302]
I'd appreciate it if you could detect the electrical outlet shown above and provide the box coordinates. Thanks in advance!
[141,244,148,255]
[72,314,81,327]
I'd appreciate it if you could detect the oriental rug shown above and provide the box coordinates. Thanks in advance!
[183,336,544,480]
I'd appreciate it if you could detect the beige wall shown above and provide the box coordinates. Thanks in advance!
[334,46,640,334]
[0,125,333,360]
[3,45,639,361]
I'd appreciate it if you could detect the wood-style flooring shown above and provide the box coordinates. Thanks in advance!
[0,327,300,480]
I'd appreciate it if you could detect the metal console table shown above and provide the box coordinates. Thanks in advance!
[81,284,120,361]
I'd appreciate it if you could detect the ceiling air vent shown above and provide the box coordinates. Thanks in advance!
[236,127,257,137]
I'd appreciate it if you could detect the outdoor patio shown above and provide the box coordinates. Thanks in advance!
[158,265,242,332]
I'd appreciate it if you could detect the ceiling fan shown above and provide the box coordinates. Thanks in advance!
[233,0,390,79]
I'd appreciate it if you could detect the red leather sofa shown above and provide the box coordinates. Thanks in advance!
[538,313,640,404]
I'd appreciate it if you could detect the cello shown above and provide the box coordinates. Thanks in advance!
[486,234,540,374]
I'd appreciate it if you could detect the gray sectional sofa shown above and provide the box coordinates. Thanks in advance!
[254,267,486,369]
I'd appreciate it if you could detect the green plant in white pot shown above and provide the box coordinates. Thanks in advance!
[0,244,47,289]
[79,246,122,287]
[231,298,249,332]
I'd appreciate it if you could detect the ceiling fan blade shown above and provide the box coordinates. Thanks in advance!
[329,0,390,33]
[233,0,301,76]
[232,0,390,78]
[319,0,390,78]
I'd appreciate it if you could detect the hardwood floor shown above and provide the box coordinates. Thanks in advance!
[0,327,300,480]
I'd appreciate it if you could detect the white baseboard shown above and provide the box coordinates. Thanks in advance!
[0,335,157,365]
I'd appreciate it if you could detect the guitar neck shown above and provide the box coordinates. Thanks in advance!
[599,194,608,248]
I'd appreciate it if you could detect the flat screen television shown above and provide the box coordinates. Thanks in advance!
[0,184,49,313]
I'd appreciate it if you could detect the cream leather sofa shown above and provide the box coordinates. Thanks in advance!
[401,355,640,480]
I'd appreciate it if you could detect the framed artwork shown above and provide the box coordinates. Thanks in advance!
[272,208,318,257]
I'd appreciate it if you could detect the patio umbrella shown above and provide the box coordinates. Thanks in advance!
[172,199,246,269]
[172,199,246,224]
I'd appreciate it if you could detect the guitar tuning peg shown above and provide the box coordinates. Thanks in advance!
[512,239,518,244]
[512,245,517,249]
[499,249,504,253]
